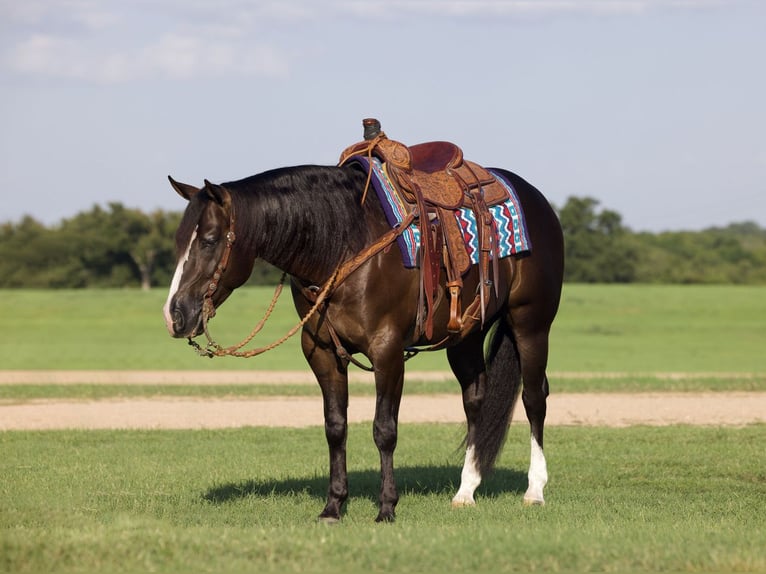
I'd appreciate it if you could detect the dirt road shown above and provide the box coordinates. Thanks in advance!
[1,370,764,430]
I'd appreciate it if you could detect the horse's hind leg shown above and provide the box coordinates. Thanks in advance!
[447,331,486,507]
[511,307,552,505]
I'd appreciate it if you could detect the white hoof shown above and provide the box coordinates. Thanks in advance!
[451,493,476,508]
[522,492,545,506]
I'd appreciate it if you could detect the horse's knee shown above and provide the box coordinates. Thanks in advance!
[373,419,398,452]
[324,416,346,447]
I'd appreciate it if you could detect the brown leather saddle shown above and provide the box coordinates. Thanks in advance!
[339,119,511,340]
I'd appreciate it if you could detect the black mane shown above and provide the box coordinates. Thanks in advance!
[224,163,383,280]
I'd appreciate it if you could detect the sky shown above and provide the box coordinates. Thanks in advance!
[1,0,764,232]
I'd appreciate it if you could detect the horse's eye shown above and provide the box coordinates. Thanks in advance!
[199,236,218,249]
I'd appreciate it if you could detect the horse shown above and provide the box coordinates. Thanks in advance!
[163,148,564,523]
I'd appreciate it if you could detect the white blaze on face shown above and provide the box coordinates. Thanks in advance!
[162,228,197,334]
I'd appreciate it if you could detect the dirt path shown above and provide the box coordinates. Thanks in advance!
[2,371,764,430]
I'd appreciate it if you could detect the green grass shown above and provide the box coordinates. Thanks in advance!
[2,424,764,572]
[555,283,766,372]
[1,284,765,372]
[1,372,765,403]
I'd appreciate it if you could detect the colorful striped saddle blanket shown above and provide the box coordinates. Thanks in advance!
[350,156,531,269]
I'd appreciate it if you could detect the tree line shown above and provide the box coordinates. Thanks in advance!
[1,198,764,289]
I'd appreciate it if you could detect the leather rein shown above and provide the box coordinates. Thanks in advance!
[188,201,416,360]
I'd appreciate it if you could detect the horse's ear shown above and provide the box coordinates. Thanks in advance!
[168,175,199,201]
[203,179,231,208]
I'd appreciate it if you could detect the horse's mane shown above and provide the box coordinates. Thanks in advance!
[223,163,381,278]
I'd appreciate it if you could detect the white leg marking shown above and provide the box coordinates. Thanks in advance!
[162,228,196,334]
[523,435,548,505]
[452,445,482,507]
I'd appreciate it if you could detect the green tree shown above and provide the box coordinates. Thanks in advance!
[3,202,765,288]
[0,216,86,287]
[557,196,637,283]
[41,204,179,289]
[632,225,764,284]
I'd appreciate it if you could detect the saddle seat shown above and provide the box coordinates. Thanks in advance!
[338,120,511,340]
[410,141,462,173]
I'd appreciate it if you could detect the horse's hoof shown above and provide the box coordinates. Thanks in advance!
[375,511,396,523]
[317,515,341,525]
[451,496,476,508]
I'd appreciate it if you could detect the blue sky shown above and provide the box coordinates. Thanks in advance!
[1,0,764,231]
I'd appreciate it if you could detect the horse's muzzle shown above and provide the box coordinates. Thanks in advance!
[164,298,203,339]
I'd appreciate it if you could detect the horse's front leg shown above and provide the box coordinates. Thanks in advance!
[301,328,350,523]
[370,341,406,522]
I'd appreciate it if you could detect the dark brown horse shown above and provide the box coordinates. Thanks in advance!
[163,152,564,522]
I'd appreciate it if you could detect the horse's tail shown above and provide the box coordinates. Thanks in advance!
[474,319,522,475]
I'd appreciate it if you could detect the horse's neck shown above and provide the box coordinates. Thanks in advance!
[236,166,377,283]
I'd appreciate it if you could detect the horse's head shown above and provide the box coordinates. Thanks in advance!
[162,176,252,338]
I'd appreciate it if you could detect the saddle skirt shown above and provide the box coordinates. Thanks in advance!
[348,156,531,269]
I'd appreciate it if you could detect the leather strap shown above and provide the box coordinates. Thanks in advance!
[201,203,237,320]
[334,211,416,288]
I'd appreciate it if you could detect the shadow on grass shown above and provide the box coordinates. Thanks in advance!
[203,465,527,504]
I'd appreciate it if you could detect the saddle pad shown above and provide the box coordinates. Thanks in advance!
[350,156,531,269]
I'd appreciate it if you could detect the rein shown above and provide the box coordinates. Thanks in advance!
[189,268,339,359]
[188,206,416,360]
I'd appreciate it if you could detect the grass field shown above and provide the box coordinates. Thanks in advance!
[2,423,765,573]
[1,284,765,374]
[2,284,765,572]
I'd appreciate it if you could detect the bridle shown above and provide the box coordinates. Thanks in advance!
[187,199,322,359]
[199,203,237,323]
[188,198,416,359]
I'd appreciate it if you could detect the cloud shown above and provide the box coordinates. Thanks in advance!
[146,33,289,80]
[1,0,726,83]
[5,30,289,83]
[337,0,726,18]
[1,0,292,83]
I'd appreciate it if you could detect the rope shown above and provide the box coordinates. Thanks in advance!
[188,268,339,359]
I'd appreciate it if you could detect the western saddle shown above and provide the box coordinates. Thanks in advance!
[338,119,512,341]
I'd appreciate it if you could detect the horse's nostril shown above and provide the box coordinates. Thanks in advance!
[172,309,185,331]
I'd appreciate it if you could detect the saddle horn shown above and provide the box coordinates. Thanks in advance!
[363,118,382,140]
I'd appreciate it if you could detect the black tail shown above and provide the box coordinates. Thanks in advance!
[474,319,522,475]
